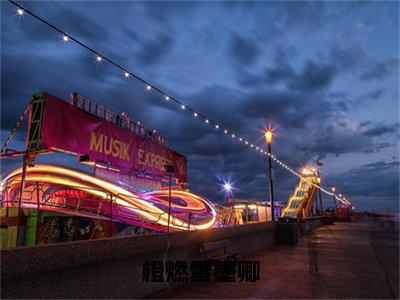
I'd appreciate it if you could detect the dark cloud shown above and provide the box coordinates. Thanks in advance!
[363,123,400,137]
[230,34,260,66]
[240,89,332,129]
[335,100,348,112]
[136,34,174,65]
[360,58,399,81]
[329,46,370,71]
[246,51,336,91]
[292,61,336,90]
[327,160,399,211]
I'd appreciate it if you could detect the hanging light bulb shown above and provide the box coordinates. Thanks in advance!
[96,55,102,62]
[17,8,24,16]
[165,95,170,101]
[194,112,198,117]
[62,35,69,42]
[123,71,129,78]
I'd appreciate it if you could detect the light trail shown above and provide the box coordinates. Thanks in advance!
[1,165,217,231]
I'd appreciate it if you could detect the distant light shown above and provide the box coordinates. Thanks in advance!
[331,187,336,193]
[224,130,228,134]
[239,138,242,141]
[215,125,219,129]
[250,144,254,148]
[146,85,151,91]
[96,55,102,62]
[17,8,24,16]
[223,183,232,191]
[205,119,209,123]
[194,112,198,117]
[62,35,69,42]
[231,134,235,138]
[165,96,170,101]
[245,141,248,145]
[181,105,185,110]
[124,71,129,78]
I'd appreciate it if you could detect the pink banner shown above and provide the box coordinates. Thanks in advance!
[40,93,188,182]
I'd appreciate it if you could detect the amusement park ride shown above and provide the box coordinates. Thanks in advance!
[1,92,218,246]
[0,91,346,247]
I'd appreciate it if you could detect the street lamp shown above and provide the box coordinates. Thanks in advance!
[265,127,275,221]
[331,187,336,206]
[224,183,232,209]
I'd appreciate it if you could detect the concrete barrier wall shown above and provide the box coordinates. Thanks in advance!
[299,216,333,235]
[1,221,277,299]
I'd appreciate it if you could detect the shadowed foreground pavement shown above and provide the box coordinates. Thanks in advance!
[152,214,399,299]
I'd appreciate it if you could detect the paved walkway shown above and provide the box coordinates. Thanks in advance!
[152,214,399,299]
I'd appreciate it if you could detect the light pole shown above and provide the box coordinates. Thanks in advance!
[265,127,275,221]
[223,183,233,225]
[165,165,175,232]
[331,187,336,207]
[224,183,232,209]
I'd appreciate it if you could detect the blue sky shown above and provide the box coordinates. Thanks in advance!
[1,1,399,212]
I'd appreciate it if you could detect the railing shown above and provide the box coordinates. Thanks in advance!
[70,92,168,147]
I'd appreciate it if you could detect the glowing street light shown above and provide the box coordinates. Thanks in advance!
[264,126,275,221]
[224,183,232,209]
[265,129,273,144]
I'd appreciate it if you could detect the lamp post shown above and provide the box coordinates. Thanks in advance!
[265,127,275,221]
[165,165,175,232]
[331,187,336,207]
[224,183,232,209]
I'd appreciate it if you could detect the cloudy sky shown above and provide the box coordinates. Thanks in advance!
[1,1,399,212]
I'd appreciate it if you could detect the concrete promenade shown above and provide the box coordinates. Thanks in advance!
[153,214,399,299]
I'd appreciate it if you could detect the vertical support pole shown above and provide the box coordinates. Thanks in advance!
[18,153,27,215]
[35,182,41,244]
[16,153,27,246]
[267,143,275,221]
[109,194,113,237]
[333,194,336,207]
[167,174,172,232]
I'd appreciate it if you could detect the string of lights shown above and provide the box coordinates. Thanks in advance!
[8,0,352,206]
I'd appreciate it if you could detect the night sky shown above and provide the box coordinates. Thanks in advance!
[1,1,399,212]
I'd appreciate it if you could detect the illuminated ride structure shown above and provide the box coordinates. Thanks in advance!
[1,165,216,232]
[0,92,217,243]
[280,167,321,218]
